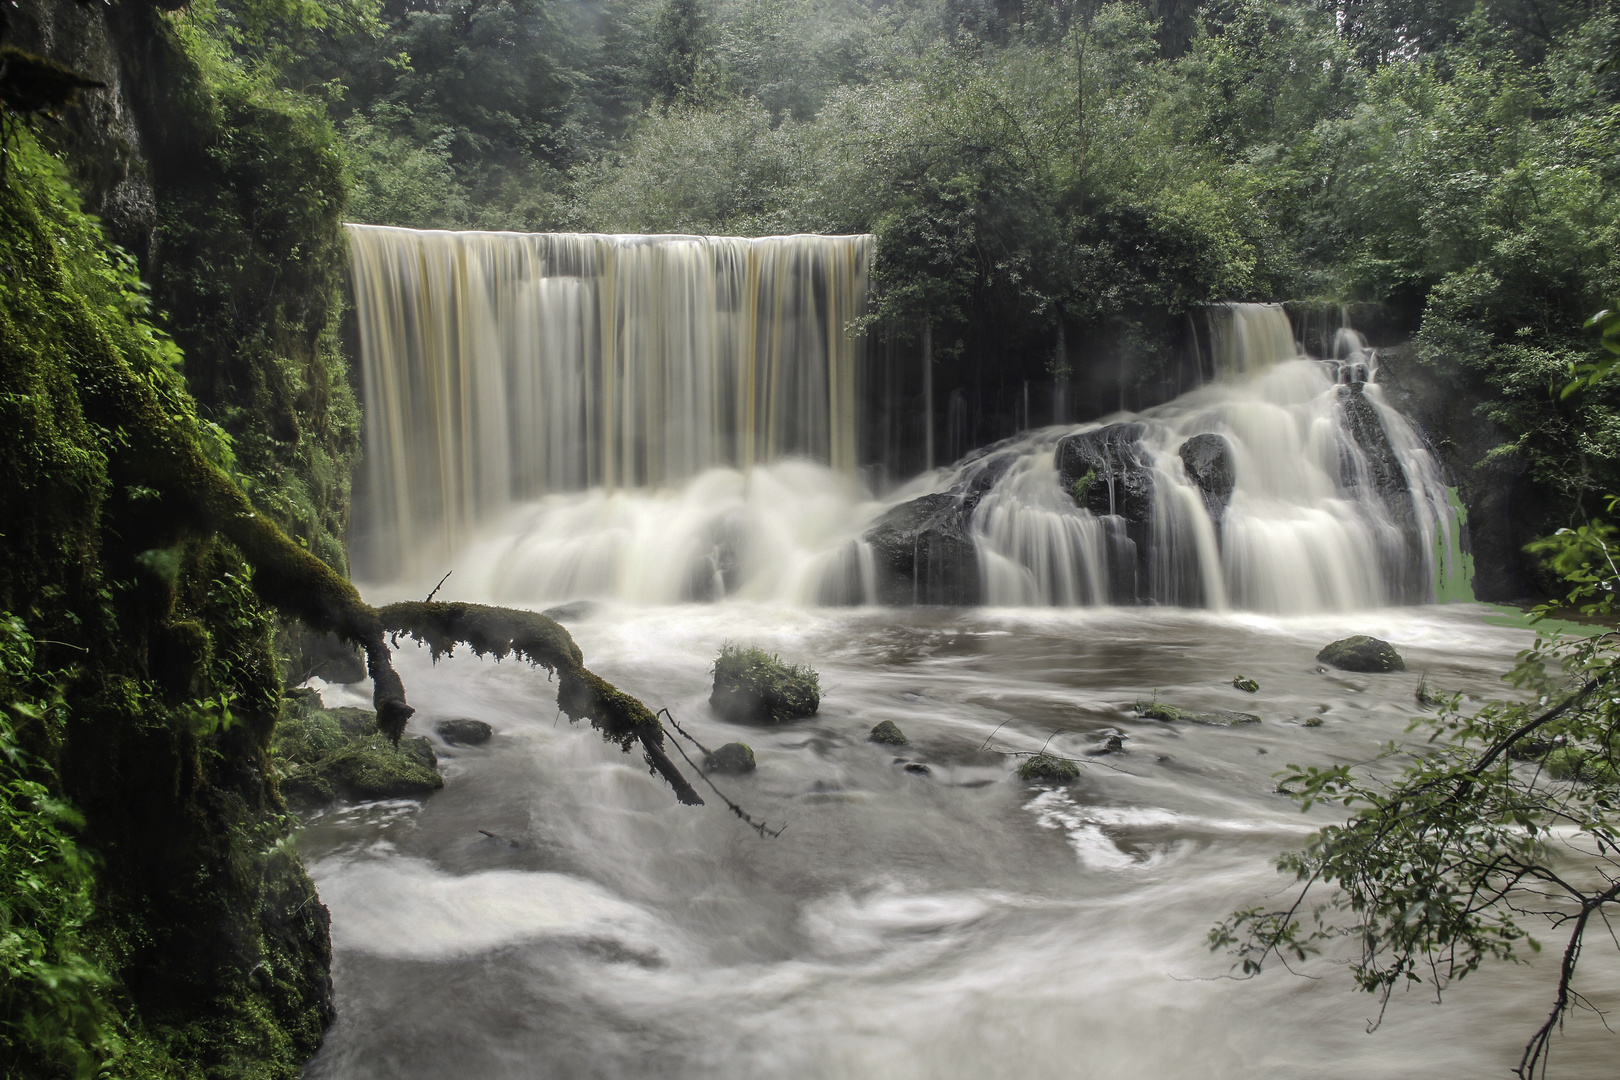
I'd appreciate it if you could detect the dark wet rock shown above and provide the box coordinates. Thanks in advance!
[1179,433,1235,523]
[1055,423,1154,602]
[704,742,757,774]
[868,720,908,746]
[710,644,820,723]
[436,718,493,745]
[950,448,1019,514]
[1136,701,1261,726]
[902,762,931,776]
[540,600,597,622]
[1017,752,1081,783]
[1301,717,1324,727]
[1085,733,1126,756]
[862,492,980,605]
[1337,383,1426,602]
[1317,635,1405,673]
[1232,676,1259,693]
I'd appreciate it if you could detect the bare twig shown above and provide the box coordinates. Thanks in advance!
[424,571,452,603]
[656,708,784,839]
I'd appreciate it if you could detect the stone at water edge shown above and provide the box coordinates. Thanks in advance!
[704,742,757,774]
[868,720,908,745]
[1317,635,1405,673]
[436,718,493,745]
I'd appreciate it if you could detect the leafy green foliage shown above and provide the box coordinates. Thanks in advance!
[0,616,116,1080]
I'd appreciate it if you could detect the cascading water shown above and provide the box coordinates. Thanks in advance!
[348,225,870,579]
[348,226,1466,613]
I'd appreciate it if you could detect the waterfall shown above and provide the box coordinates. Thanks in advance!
[348,226,871,578]
[969,304,1468,613]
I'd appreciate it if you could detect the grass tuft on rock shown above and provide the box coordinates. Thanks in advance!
[710,644,820,724]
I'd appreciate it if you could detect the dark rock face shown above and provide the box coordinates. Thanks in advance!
[868,720,908,745]
[862,493,980,605]
[435,718,493,745]
[1337,383,1427,602]
[1055,423,1155,602]
[704,742,756,774]
[1317,635,1405,672]
[1178,433,1235,523]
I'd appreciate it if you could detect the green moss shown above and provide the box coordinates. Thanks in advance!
[704,742,757,774]
[1018,752,1081,783]
[1071,468,1097,506]
[710,643,820,724]
[1136,701,1261,726]
[868,719,908,745]
[272,691,442,807]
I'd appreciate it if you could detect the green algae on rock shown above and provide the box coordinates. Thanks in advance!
[868,720,908,745]
[1017,752,1081,783]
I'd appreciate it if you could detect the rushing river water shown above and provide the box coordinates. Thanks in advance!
[299,602,1618,1079]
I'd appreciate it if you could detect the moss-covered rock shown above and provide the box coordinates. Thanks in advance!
[1317,635,1405,672]
[1137,701,1261,726]
[1232,675,1259,693]
[868,719,908,745]
[704,742,756,774]
[274,697,443,808]
[1018,752,1081,783]
[710,644,820,723]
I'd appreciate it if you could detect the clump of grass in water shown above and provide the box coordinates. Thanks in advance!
[1070,467,1097,506]
[710,643,820,723]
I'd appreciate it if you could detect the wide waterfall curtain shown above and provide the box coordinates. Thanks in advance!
[347,226,872,579]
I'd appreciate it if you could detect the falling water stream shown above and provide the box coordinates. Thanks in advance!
[302,231,1617,1078]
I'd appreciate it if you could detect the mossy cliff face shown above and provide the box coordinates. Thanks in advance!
[0,120,334,1077]
[1,3,358,1075]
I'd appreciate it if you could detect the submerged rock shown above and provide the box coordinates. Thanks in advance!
[902,761,932,776]
[1017,752,1081,783]
[436,718,493,746]
[861,492,980,605]
[704,742,757,774]
[868,720,908,746]
[1317,635,1405,672]
[1137,701,1261,726]
[1086,733,1127,755]
[1178,433,1236,524]
[710,644,820,723]
[1232,676,1259,693]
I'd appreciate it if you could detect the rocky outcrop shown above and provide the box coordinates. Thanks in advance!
[1179,433,1235,524]
[1317,635,1405,672]
[1055,423,1155,602]
[1337,383,1428,601]
[862,492,981,605]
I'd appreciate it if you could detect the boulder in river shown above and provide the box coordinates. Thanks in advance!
[1055,423,1154,602]
[1317,635,1405,672]
[1017,752,1081,783]
[868,720,908,746]
[436,718,493,745]
[1137,701,1261,726]
[704,742,757,774]
[1178,433,1235,524]
[861,492,980,605]
[710,644,820,723]
[275,698,445,809]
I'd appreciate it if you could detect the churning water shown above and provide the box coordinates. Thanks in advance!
[299,604,1618,1079]
[308,228,1613,1078]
